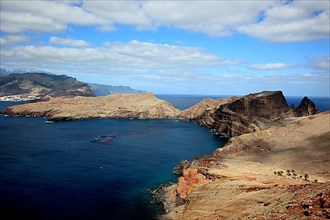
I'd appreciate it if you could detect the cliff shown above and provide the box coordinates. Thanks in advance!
[295,96,320,117]
[0,72,95,101]
[2,93,181,121]
[196,91,319,138]
[162,111,330,220]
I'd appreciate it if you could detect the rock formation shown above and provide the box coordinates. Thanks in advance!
[196,91,294,137]
[2,93,181,121]
[295,96,320,117]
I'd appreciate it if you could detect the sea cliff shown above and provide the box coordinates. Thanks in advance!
[157,92,328,220]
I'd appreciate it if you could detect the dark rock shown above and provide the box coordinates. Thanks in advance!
[196,91,294,138]
[295,97,320,117]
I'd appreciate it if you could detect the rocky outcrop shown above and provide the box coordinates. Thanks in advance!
[2,93,181,121]
[195,91,315,138]
[295,96,320,117]
[178,96,238,120]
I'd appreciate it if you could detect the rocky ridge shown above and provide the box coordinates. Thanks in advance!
[196,91,319,137]
[0,72,95,101]
[2,93,180,121]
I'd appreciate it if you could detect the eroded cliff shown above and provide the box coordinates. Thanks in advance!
[196,91,319,137]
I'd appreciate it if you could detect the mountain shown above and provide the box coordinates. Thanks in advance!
[88,83,145,96]
[0,72,95,101]
[0,68,10,76]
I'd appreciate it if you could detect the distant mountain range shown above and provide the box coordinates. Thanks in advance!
[0,70,145,101]
[0,72,95,100]
[88,83,145,96]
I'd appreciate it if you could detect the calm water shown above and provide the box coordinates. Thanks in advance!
[0,101,224,220]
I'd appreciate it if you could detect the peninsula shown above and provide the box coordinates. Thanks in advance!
[2,93,180,120]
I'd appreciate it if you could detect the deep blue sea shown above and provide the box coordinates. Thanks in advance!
[0,99,224,220]
[0,95,329,220]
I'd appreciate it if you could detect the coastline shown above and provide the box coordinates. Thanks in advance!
[157,111,330,219]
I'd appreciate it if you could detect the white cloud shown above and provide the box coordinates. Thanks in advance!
[0,35,30,45]
[50,37,90,47]
[239,0,330,42]
[306,56,330,70]
[248,63,296,70]
[1,40,239,70]
[0,0,104,33]
[141,1,272,36]
[0,0,329,42]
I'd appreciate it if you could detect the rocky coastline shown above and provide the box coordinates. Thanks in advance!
[154,92,329,220]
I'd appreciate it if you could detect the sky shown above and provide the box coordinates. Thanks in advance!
[0,0,329,97]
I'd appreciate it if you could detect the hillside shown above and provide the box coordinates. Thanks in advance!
[161,111,330,219]
[88,83,145,96]
[2,93,181,120]
[0,72,95,101]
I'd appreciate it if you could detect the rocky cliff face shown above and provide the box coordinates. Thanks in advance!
[195,91,320,138]
[2,93,180,121]
[295,96,320,117]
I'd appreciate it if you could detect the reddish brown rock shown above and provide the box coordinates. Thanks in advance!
[176,168,207,199]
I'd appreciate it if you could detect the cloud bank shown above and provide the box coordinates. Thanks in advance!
[1,0,329,42]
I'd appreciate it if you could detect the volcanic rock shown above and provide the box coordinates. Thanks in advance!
[295,96,320,117]
[196,91,296,137]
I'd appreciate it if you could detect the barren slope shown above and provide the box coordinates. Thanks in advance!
[3,93,181,120]
[163,112,330,220]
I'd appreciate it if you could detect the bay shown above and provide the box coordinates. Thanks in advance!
[0,101,224,220]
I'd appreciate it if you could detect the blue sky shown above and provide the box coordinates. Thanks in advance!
[0,0,329,97]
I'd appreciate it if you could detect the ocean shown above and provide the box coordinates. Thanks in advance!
[0,95,329,220]
[0,100,224,220]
